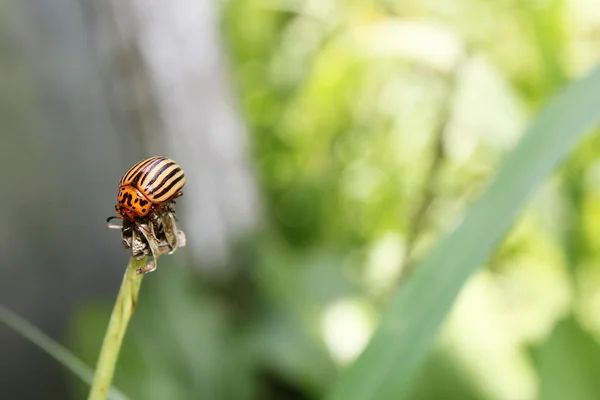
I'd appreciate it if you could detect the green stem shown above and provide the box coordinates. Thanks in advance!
[88,257,145,400]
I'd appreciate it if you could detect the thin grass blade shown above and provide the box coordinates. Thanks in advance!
[0,304,129,400]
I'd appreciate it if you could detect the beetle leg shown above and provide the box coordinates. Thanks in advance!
[166,203,180,222]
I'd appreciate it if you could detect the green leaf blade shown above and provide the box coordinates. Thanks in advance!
[327,63,600,400]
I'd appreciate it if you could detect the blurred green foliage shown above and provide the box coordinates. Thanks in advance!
[327,59,600,400]
[68,0,600,399]
[531,316,600,400]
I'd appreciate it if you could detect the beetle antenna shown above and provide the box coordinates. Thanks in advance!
[106,216,123,229]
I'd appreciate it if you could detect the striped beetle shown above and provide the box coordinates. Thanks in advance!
[107,156,186,273]
[114,156,186,220]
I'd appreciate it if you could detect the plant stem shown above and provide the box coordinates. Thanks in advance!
[88,257,145,400]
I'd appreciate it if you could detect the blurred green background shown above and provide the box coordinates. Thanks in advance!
[1,0,600,399]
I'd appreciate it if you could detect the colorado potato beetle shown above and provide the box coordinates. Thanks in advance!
[107,156,186,274]
[114,156,186,221]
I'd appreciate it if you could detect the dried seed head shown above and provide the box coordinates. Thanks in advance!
[113,205,186,274]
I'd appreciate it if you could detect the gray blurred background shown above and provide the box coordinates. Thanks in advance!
[0,1,258,398]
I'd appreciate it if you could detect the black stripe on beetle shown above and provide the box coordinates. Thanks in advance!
[143,161,177,189]
[150,167,181,194]
[153,174,185,200]
[135,157,166,186]
[122,157,156,184]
